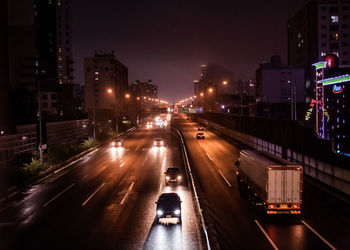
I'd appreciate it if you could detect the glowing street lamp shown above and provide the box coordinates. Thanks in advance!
[208,88,213,93]
[125,93,130,99]
[200,92,204,97]
[223,81,228,85]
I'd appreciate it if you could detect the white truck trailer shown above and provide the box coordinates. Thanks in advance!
[236,150,303,214]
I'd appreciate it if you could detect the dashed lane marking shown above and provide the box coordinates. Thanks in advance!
[82,182,105,207]
[301,220,336,250]
[43,183,75,207]
[254,219,279,250]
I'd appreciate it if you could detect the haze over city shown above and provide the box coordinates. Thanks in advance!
[73,0,310,102]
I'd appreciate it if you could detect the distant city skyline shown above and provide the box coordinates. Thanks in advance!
[72,0,310,102]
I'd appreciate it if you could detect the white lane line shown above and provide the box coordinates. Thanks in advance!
[54,148,98,174]
[206,152,213,162]
[120,162,125,167]
[301,220,336,250]
[254,220,279,250]
[120,182,135,205]
[82,182,105,207]
[135,145,141,151]
[218,170,232,188]
[43,183,75,207]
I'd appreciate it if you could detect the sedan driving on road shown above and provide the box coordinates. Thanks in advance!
[154,138,164,146]
[164,167,182,185]
[196,132,205,139]
[111,139,123,147]
[156,193,182,224]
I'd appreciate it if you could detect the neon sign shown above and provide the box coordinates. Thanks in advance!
[332,85,343,94]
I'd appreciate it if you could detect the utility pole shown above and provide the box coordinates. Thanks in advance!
[38,79,43,165]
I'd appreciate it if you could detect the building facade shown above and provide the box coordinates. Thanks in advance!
[0,0,15,135]
[312,58,350,154]
[288,0,350,101]
[84,51,128,133]
[256,56,305,120]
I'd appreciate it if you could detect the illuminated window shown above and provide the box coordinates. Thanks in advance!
[94,77,99,81]
[330,33,339,40]
[331,16,339,23]
[58,48,62,53]
[321,52,327,56]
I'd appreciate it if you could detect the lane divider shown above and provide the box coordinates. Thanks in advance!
[301,220,337,250]
[206,152,213,162]
[254,219,279,250]
[120,182,135,205]
[82,182,105,207]
[174,128,211,250]
[218,170,232,188]
[43,183,75,207]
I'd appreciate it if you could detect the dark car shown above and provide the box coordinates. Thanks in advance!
[196,132,205,139]
[198,126,204,131]
[156,193,182,224]
[154,138,164,146]
[164,167,182,185]
[111,138,123,147]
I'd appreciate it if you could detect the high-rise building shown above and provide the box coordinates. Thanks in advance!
[84,51,128,132]
[7,0,75,123]
[288,0,350,101]
[35,0,74,86]
[256,56,305,120]
[0,0,15,134]
[130,80,158,99]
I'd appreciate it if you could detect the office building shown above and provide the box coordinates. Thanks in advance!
[256,56,305,120]
[0,0,15,135]
[84,51,128,131]
[288,0,350,101]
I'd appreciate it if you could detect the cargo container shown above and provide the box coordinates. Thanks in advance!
[235,150,303,214]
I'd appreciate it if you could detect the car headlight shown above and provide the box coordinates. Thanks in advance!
[154,142,156,145]
[177,176,181,180]
[174,209,181,215]
[157,210,163,216]
[160,141,163,145]
[166,176,170,180]
[111,142,115,146]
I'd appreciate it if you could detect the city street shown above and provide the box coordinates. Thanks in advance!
[0,115,201,250]
[173,115,350,250]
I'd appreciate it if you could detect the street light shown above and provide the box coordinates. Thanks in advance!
[200,92,204,97]
[107,88,119,134]
[223,81,228,85]
[208,88,213,93]
[125,93,130,99]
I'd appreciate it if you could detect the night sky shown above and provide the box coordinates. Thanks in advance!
[72,0,310,103]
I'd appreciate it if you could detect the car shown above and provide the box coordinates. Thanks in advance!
[196,132,205,139]
[198,126,204,131]
[164,167,182,185]
[154,138,164,146]
[111,138,123,147]
[155,193,182,224]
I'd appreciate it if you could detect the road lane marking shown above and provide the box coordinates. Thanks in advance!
[254,220,279,250]
[206,152,213,162]
[120,182,134,205]
[82,182,105,207]
[218,170,232,188]
[120,162,125,167]
[301,220,336,250]
[54,148,98,174]
[43,183,75,207]
[135,145,141,151]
